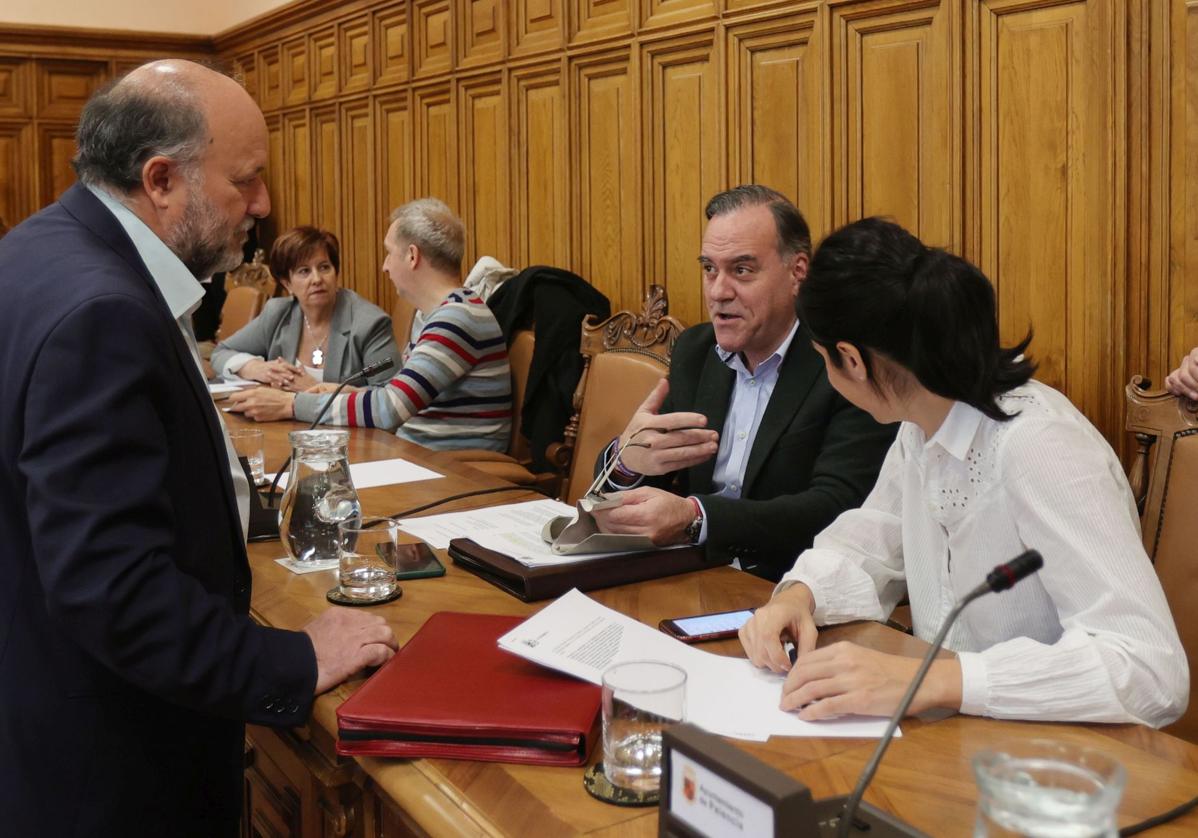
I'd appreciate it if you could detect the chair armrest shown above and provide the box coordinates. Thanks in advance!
[544,441,573,471]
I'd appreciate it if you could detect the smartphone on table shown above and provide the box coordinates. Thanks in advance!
[658,607,755,643]
[394,542,446,580]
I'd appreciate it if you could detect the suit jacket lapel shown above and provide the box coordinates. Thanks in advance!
[275,303,303,363]
[687,346,734,492]
[324,289,352,381]
[59,184,248,561]
[742,337,822,492]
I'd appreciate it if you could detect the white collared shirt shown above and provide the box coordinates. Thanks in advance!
[88,185,250,538]
[778,380,1187,727]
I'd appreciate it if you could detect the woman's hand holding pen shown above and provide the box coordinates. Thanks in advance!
[740,583,963,720]
[739,583,819,674]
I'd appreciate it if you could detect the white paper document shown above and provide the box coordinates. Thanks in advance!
[396,498,570,548]
[395,501,618,568]
[274,557,339,575]
[267,457,442,491]
[397,498,655,566]
[497,589,898,743]
[208,381,256,396]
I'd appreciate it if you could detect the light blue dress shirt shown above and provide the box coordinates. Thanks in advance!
[88,185,251,538]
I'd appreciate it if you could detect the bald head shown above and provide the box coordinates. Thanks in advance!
[73,59,259,194]
[74,59,271,278]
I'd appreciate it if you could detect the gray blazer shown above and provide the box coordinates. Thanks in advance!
[211,288,399,385]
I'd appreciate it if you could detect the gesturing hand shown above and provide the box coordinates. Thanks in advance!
[1165,347,1198,400]
[302,608,399,694]
[616,379,718,477]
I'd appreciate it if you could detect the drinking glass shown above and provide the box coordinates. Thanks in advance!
[278,430,361,563]
[973,740,1126,837]
[601,661,687,793]
[338,519,398,601]
[228,428,265,485]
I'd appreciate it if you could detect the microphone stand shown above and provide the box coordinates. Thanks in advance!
[815,549,1044,837]
[265,358,394,508]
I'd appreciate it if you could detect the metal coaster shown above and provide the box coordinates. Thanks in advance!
[582,762,660,807]
[325,584,403,607]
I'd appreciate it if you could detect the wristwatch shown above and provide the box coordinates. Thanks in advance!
[683,497,704,544]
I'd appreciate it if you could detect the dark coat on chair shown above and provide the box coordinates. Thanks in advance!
[0,184,316,837]
[643,323,896,582]
[488,266,610,469]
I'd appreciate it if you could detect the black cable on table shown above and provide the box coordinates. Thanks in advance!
[1119,792,1198,835]
[387,484,551,521]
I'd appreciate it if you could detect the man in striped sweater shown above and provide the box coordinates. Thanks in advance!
[229,199,512,451]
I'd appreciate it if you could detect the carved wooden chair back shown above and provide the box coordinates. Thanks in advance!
[1125,376,1198,742]
[557,285,685,504]
[226,249,276,298]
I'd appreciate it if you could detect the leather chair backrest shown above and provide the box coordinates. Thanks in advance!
[391,294,418,350]
[564,351,668,503]
[1126,377,1198,742]
[508,329,535,461]
[559,285,685,504]
[216,286,264,342]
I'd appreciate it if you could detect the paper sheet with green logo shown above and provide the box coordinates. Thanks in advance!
[497,589,898,742]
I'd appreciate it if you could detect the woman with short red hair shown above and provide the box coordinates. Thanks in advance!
[211,226,399,389]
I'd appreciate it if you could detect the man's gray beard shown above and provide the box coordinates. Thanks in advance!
[166,189,245,279]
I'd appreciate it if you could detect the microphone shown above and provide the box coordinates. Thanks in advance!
[265,357,396,505]
[813,549,1044,837]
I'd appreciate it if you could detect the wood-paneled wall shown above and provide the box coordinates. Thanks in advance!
[0,25,210,227]
[2,2,1197,454]
[209,0,1198,453]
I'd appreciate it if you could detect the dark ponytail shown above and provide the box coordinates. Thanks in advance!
[798,217,1035,421]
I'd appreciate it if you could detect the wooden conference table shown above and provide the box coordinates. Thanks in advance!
[231,413,1198,837]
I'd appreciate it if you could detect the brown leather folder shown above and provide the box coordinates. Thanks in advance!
[447,538,728,602]
[336,612,601,766]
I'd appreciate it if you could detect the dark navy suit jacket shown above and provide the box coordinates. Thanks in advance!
[0,185,316,836]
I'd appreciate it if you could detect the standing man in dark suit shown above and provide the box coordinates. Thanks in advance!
[0,61,397,837]
[593,186,895,581]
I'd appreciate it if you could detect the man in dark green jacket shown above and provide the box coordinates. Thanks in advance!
[593,186,895,581]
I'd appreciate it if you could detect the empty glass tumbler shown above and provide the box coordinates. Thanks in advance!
[228,428,265,485]
[601,661,687,793]
[338,519,398,601]
[973,740,1126,838]
[278,430,361,563]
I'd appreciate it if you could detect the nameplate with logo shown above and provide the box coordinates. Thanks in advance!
[658,724,812,838]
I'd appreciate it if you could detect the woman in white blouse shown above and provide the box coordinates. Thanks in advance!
[739,217,1187,727]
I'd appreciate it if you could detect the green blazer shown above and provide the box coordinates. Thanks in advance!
[650,323,896,581]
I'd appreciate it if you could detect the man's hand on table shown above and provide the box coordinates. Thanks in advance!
[590,486,695,545]
[303,608,399,694]
[225,385,297,421]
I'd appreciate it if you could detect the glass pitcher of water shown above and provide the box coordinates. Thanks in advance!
[278,430,361,563]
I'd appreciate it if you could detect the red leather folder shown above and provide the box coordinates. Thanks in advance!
[336,612,601,766]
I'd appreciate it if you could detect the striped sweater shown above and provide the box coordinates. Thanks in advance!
[293,289,512,451]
